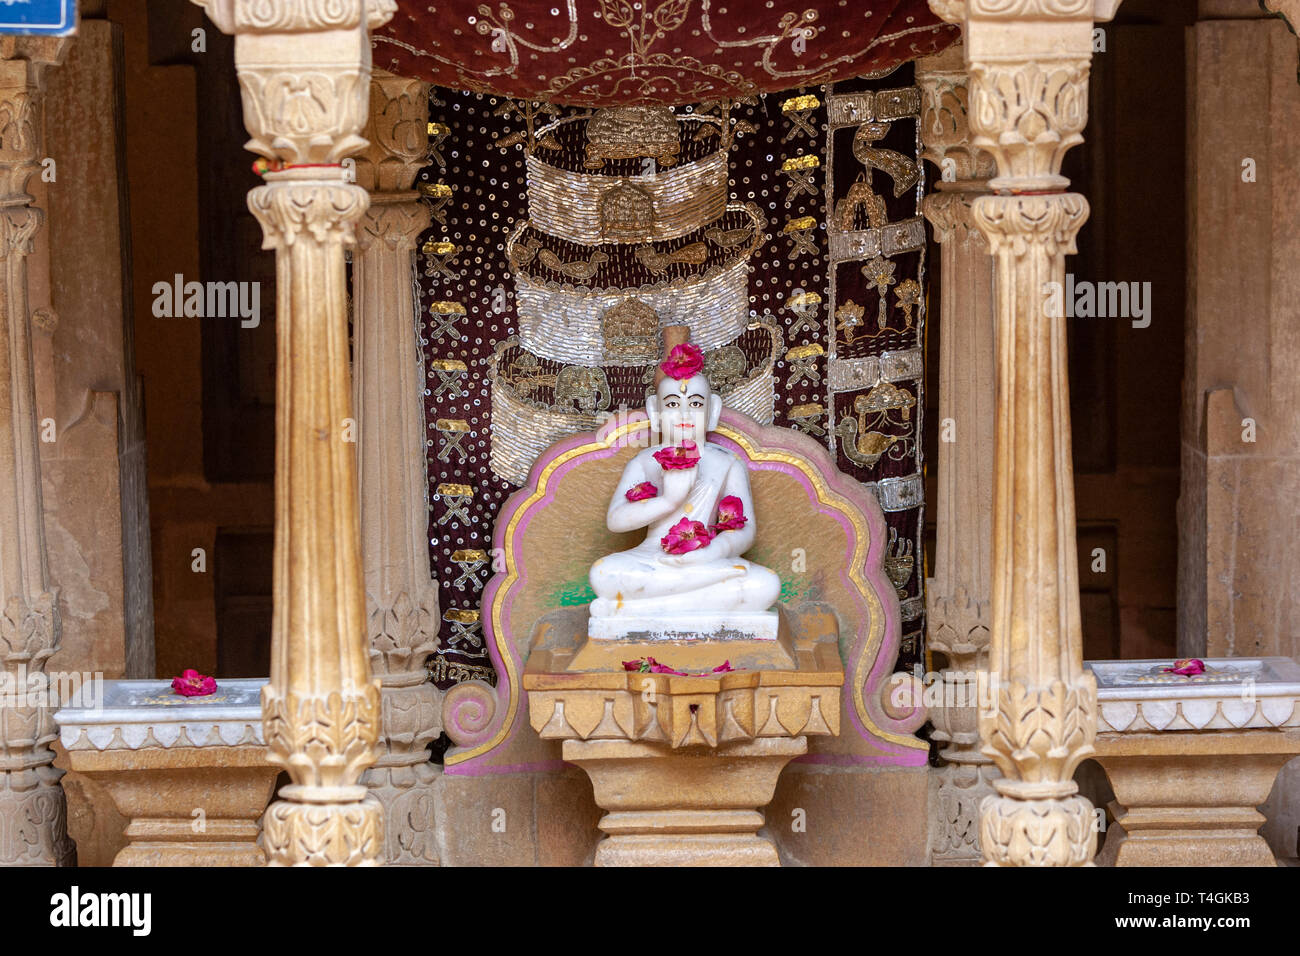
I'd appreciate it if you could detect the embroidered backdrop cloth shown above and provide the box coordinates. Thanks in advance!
[375,0,956,106]
[414,71,932,691]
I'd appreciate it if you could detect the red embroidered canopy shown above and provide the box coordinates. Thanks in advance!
[373,0,958,106]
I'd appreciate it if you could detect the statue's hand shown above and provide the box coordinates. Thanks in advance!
[660,466,695,505]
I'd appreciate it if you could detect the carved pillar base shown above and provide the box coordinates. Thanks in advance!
[360,678,442,865]
[0,768,75,866]
[565,738,806,867]
[930,760,999,866]
[263,795,384,868]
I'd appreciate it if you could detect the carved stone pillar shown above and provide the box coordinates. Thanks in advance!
[353,71,442,866]
[0,37,75,867]
[929,0,1122,866]
[916,43,999,866]
[191,0,397,865]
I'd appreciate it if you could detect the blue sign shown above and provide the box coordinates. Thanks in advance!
[0,0,75,36]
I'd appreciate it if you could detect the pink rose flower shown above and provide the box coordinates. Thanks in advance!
[625,481,659,502]
[653,440,700,471]
[659,343,705,381]
[622,657,735,676]
[1163,658,1206,677]
[711,494,747,533]
[621,657,687,675]
[647,657,687,675]
[661,516,713,555]
[172,669,217,697]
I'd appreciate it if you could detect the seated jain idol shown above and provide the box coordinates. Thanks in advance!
[588,330,782,641]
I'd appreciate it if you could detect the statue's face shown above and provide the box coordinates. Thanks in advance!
[654,373,713,445]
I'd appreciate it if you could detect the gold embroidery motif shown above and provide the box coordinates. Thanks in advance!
[851,121,920,198]
[862,256,898,331]
[601,298,660,363]
[599,182,659,242]
[834,383,917,468]
[443,608,483,649]
[703,345,748,392]
[703,224,753,249]
[435,419,472,463]
[780,154,820,200]
[883,528,915,598]
[635,241,708,275]
[428,300,466,340]
[785,290,822,338]
[781,93,821,141]
[789,402,827,438]
[553,365,612,413]
[429,358,469,399]
[895,279,922,332]
[450,550,490,592]
[835,300,865,345]
[585,106,681,169]
[782,216,818,260]
[435,484,474,525]
[785,343,825,387]
[421,240,461,280]
[537,247,609,282]
[834,179,888,232]
[418,182,454,225]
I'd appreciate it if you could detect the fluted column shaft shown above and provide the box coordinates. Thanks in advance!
[354,72,442,866]
[929,0,1122,867]
[916,43,999,866]
[0,39,73,868]
[192,0,396,866]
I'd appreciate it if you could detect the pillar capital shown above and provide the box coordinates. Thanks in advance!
[192,0,395,167]
[922,190,985,247]
[928,0,1118,191]
[356,71,430,193]
[192,0,395,35]
[917,44,997,187]
[357,194,430,253]
[248,179,369,249]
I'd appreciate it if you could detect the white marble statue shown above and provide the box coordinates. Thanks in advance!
[588,335,781,637]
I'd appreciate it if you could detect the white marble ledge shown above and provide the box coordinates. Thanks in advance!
[54,678,267,752]
[1085,658,1300,733]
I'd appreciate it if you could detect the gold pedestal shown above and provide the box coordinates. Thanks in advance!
[523,609,842,866]
[1094,730,1300,867]
[565,737,807,866]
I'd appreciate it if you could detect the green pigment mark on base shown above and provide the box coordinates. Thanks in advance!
[552,575,801,608]
[553,579,596,607]
[779,576,803,604]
